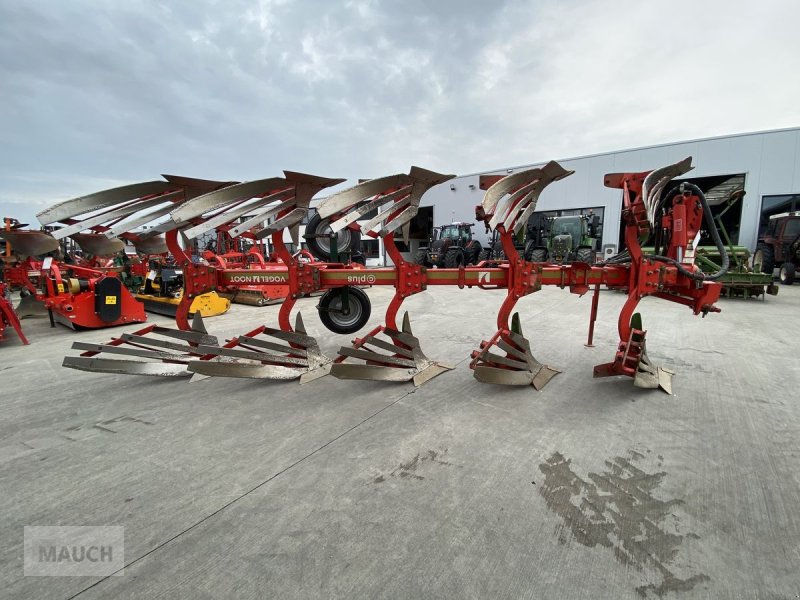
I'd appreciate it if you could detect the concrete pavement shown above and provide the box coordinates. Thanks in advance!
[1,284,799,599]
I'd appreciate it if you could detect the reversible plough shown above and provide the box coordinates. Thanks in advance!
[56,157,724,392]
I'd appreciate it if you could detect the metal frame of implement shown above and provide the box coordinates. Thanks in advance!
[62,158,723,392]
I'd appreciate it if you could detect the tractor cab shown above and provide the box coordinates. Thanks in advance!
[415,222,482,268]
[523,214,599,264]
[755,211,800,284]
[435,224,471,243]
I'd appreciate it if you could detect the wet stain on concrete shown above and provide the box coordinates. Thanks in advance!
[538,451,709,598]
[374,449,455,483]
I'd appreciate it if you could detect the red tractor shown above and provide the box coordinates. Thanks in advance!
[414,222,482,268]
[754,212,800,285]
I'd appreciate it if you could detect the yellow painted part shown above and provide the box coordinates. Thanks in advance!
[135,291,231,317]
[187,291,230,317]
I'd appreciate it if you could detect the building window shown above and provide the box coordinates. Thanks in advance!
[362,239,380,258]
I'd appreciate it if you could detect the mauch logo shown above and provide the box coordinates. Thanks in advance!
[24,526,124,576]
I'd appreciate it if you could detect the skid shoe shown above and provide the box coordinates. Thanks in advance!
[592,315,673,394]
[470,313,560,390]
[331,312,453,386]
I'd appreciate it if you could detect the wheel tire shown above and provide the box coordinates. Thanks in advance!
[779,262,796,285]
[576,247,595,264]
[530,248,547,262]
[317,287,371,334]
[466,241,482,265]
[305,213,360,262]
[477,248,491,262]
[753,243,775,275]
[523,240,536,261]
[414,248,430,267]
[444,248,463,268]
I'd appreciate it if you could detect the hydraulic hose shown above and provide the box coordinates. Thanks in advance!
[645,182,729,281]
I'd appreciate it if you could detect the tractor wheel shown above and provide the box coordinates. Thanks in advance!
[317,287,371,334]
[413,248,430,267]
[465,241,482,265]
[576,247,595,264]
[444,248,464,268]
[753,243,775,275]
[523,239,536,261]
[305,213,360,262]
[477,248,491,262]
[779,262,796,285]
[530,248,547,262]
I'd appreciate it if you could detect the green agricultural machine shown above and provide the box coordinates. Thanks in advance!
[696,190,777,298]
[647,190,777,298]
[523,214,601,264]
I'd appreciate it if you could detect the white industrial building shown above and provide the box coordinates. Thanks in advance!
[317,126,800,266]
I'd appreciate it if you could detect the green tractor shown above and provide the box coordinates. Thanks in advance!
[523,214,600,264]
[415,222,482,268]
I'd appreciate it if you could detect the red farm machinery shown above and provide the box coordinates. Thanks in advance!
[52,157,725,393]
[0,177,243,335]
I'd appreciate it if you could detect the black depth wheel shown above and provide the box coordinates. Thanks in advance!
[317,286,371,334]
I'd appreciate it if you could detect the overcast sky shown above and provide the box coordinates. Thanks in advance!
[1,0,799,224]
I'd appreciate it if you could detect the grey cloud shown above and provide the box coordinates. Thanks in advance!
[1,0,798,224]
